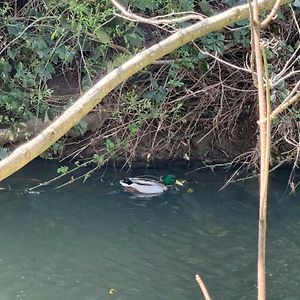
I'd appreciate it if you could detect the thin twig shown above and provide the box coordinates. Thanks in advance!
[258,92,300,124]
[272,43,300,84]
[195,274,212,300]
[248,0,258,87]
[262,44,271,224]
[110,0,204,25]
[193,43,252,74]
[27,160,91,191]
[283,81,300,102]
[290,4,300,36]
[272,69,300,88]
[270,93,300,119]
[261,0,282,28]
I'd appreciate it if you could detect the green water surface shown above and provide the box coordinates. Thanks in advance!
[0,160,299,300]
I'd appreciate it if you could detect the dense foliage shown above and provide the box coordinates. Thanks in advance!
[0,0,299,182]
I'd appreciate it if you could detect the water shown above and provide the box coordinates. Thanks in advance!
[0,160,299,300]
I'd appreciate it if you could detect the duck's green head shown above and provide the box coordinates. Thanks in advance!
[162,175,177,186]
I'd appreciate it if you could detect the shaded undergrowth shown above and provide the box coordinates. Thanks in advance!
[0,0,299,186]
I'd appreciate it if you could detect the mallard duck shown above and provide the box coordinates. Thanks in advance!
[119,175,183,194]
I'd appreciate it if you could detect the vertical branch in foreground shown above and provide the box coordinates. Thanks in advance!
[250,0,271,300]
[250,1,271,300]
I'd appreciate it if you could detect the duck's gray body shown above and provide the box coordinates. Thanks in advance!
[120,178,167,194]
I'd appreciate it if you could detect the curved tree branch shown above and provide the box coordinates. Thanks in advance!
[110,0,204,25]
[270,92,300,119]
[261,0,282,28]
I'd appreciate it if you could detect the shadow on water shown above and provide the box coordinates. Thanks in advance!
[0,160,299,299]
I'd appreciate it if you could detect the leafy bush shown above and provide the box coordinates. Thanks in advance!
[1,0,299,181]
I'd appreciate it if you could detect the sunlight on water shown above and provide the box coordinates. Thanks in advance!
[0,160,299,300]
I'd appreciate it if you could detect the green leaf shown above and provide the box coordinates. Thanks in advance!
[199,0,213,16]
[7,23,23,36]
[143,86,167,103]
[150,77,159,89]
[94,28,111,44]
[52,142,64,155]
[82,74,93,91]
[54,45,74,64]
[31,36,47,50]
[77,119,88,135]
[44,64,54,79]
[56,46,67,60]
[7,48,18,59]
[92,154,104,165]
[132,0,158,10]
[37,50,50,59]
[51,30,59,40]
[235,19,249,26]
[202,147,209,157]
[70,119,88,136]
[180,0,194,10]
[105,139,115,152]
[22,111,34,121]
[276,9,286,21]
[233,28,250,46]
[201,33,225,55]
[128,123,139,135]
[36,62,54,80]
[0,58,12,79]
[106,54,132,72]
[57,166,69,175]
[124,33,144,48]
[168,79,184,88]
[287,45,294,53]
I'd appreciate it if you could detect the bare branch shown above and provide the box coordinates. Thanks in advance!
[272,69,300,88]
[283,80,300,102]
[247,1,259,87]
[110,0,204,25]
[193,42,253,74]
[272,43,300,85]
[290,4,300,36]
[261,0,282,28]
[270,92,300,119]
[195,274,212,300]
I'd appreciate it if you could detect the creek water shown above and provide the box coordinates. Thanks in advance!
[0,160,299,300]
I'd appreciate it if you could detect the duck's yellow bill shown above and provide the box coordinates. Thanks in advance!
[108,288,116,295]
[175,179,185,186]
